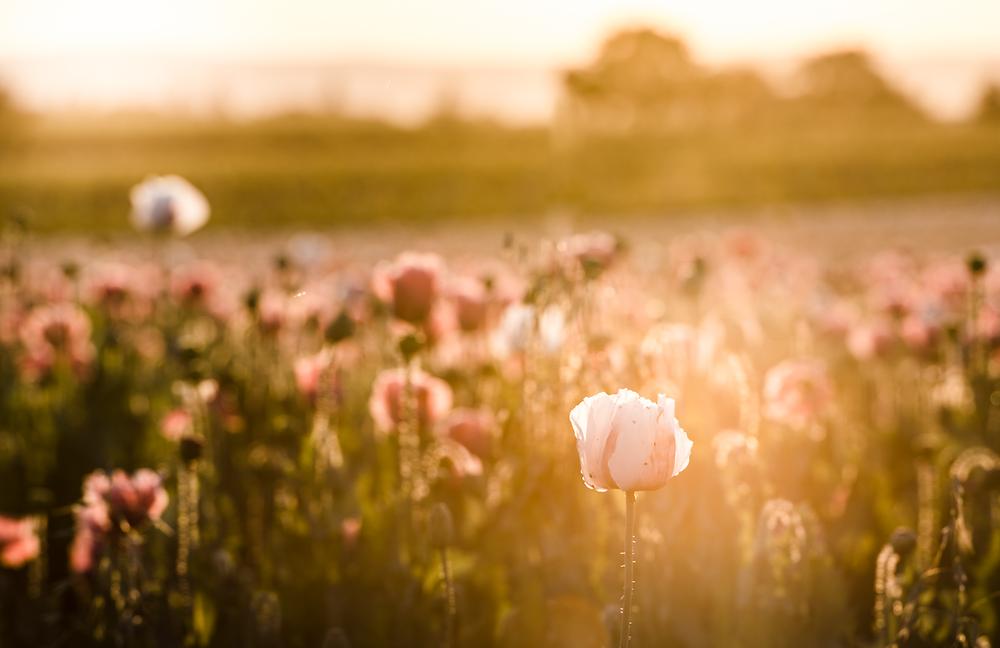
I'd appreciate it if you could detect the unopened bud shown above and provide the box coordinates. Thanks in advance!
[325,309,355,344]
[888,527,916,555]
[967,252,988,277]
[399,333,424,362]
[180,436,204,464]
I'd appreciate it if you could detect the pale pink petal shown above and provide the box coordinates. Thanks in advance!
[607,391,662,491]
[570,392,618,491]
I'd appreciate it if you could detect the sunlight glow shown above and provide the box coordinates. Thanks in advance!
[1,0,999,64]
[1,0,997,120]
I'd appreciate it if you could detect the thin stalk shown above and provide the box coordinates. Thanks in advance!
[441,545,455,648]
[916,460,937,569]
[176,460,199,609]
[400,359,419,500]
[620,491,637,648]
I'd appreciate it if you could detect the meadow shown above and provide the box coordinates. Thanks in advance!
[1,196,1000,646]
[3,111,1000,232]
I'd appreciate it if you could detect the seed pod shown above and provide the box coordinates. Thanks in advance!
[325,309,355,344]
[888,527,917,555]
[180,436,204,464]
[967,252,987,276]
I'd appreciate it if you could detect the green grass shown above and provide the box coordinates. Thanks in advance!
[3,112,1000,232]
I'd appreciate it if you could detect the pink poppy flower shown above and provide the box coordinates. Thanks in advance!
[450,276,490,333]
[161,409,194,443]
[19,303,95,382]
[0,516,40,569]
[372,252,445,324]
[847,321,893,360]
[294,349,339,402]
[763,359,833,429]
[438,408,495,458]
[368,367,453,432]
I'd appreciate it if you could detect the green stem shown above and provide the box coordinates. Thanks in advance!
[441,546,455,648]
[620,490,637,648]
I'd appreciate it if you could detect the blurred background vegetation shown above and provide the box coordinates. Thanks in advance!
[3,28,1000,233]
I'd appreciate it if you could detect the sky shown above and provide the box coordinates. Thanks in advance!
[2,0,999,65]
[1,0,998,120]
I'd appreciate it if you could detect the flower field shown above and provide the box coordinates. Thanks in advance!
[1,190,1000,648]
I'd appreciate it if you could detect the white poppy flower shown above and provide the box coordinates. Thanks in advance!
[570,389,692,492]
[130,175,210,236]
[491,303,566,358]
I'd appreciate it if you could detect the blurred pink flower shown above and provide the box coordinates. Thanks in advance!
[977,306,1000,343]
[71,469,168,573]
[372,252,444,324]
[0,516,40,569]
[423,302,459,347]
[923,260,969,313]
[763,359,833,429]
[161,409,194,442]
[19,303,95,382]
[0,302,24,347]
[724,228,767,262]
[438,407,495,458]
[70,499,111,574]
[562,231,619,273]
[341,517,362,549]
[847,321,892,360]
[257,290,288,334]
[865,251,916,287]
[900,312,938,351]
[433,438,484,484]
[294,349,339,402]
[814,299,858,338]
[85,262,160,321]
[712,429,759,470]
[450,276,490,332]
[369,367,453,432]
[83,469,168,532]
[170,262,228,317]
[863,252,917,317]
[871,282,914,318]
[984,265,1000,307]
[24,264,74,304]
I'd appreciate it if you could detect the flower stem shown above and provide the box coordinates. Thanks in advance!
[441,545,455,648]
[620,490,637,648]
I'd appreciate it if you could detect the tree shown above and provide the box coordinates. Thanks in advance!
[791,50,924,123]
[974,84,1000,124]
[557,28,776,135]
[0,83,25,145]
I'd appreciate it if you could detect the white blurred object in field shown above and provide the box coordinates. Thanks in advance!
[130,175,210,236]
[492,303,565,358]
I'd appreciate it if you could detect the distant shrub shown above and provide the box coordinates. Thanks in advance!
[557,28,777,136]
[0,84,26,146]
[557,29,927,140]
[789,49,926,124]
[974,83,1000,124]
